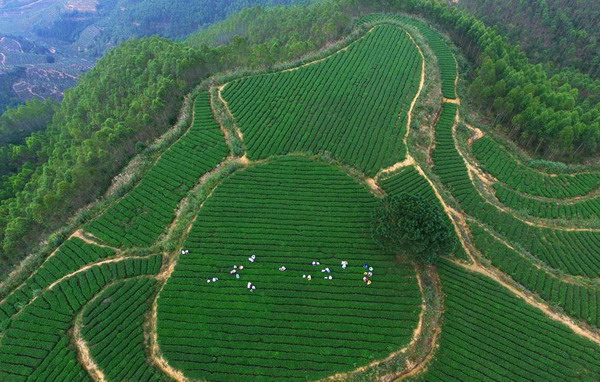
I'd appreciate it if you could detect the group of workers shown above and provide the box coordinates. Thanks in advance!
[180,248,376,291]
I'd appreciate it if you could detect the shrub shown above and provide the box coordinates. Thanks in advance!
[372,194,456,264]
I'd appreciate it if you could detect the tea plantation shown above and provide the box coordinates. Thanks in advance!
[1,13,599,382]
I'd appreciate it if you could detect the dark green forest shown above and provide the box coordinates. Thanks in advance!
[0,0,599,274]
[0,38,208,263]
[98,0,316,42]
[0,99,56,202]
[453,0,600,78]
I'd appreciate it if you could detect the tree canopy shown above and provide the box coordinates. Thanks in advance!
[454,0,600,78]
[372,194,456,265]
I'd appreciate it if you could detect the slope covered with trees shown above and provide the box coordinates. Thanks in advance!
[0,38,206,267]
[93,0,316,45]
[452,0,600,78]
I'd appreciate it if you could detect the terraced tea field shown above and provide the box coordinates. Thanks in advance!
[421,262,600,381]
[157,156,422,380]
[1,13,600,382]
[472,136,600,198]
[221,25,423,176]
[359,14,457,100]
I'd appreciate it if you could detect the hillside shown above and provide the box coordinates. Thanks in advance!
[0,0,599,380]
[451,0,600,78]
[0,0,312,112]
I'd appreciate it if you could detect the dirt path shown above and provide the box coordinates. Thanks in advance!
[403,32,427,148]
[409,105,477,259]
[371,30,424,182]
[394,320,441,381]
[422,107,600,345]
[464,125,600,206]
[211,86,232,143]
[179,156,248,237]
[70,229,118,250]
[238,154,250,165]
[393,268,443,381]
[46,255,147,291]
[409,269,428,351]
[390,50,463,247]
[145,159,241,381]
[465,155,497,188]
[375,156,416,181]
[216,84,245,143]
[513,184,600,204]
[472,219,544,269]
[163,159,232,239]
[147,163,228,380]
[412,96,600,347]
[467,165,600,232]
[452,119,600,232]
[282,46,350,72]
[72,313,106,382]
[464,122,484,145]
[451,122,496,189]
[148,257,188,382]
[147,160,238,379]
[0,231,120,308]
[2,256,144,327]
[365,177,385,197]
[415,161,473,257]
[462,120,600,204]
[449,258,600,345]
[442,97,460,104]
[185,175,225,240]
[421,154,600,346]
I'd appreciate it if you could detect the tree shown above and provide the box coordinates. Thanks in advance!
[371,194,456,264]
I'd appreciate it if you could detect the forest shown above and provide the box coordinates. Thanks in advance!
[454,0,600,77]
[0,0,598,271]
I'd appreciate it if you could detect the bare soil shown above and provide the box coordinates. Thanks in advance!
[375,156,416,181]
[464,122,484,145]
[148,256,188,381]
[72,315,106,382]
